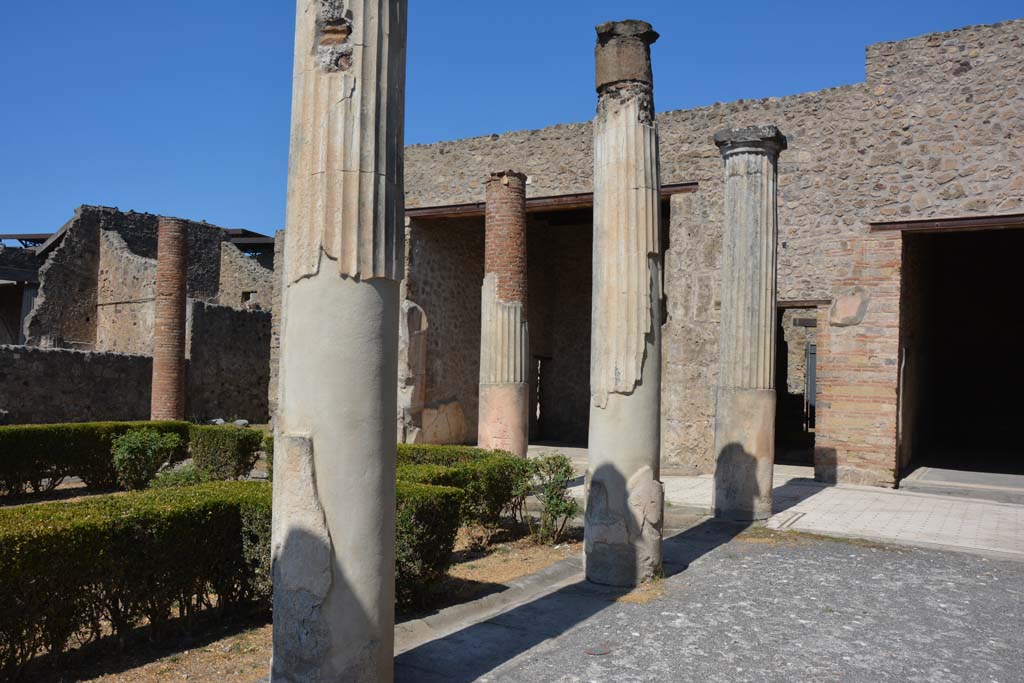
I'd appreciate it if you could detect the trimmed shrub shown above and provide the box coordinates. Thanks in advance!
[0,479,463,675]
[188,425,263,480]
[397,443,513,467]
[0,421,190,494]
[261,432,274,481]
[395,480,464,606]
[0,482,269,678]
[149,462,212,489]
[112,429,182,490]
[397,449,532,545]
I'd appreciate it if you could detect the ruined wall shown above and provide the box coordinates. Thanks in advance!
[24,209,101,348]
[218,241,275,310]
[0,345,151,424]
[186,301,271,423]
[96,229,156,355]
[27,206,226,351]
[267,230,285,424]
[403,19,1024,482]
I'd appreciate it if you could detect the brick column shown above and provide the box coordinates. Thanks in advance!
[585,20,664,587]
[711,125,787,522]
[478,170,530,457]
[150,217,187,421]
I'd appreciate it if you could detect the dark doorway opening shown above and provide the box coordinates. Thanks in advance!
[774,307,818,465]
[899,228,1024,476]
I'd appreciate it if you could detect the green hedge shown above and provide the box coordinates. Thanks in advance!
[397,455,530,530]
[397,443,512,467]
[0,479,461,675]
[188,425,263,480]
[0,421,191,494]
[0,422,267,497]
[395,481,464,606]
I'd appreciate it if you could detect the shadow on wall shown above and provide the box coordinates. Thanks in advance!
[813,447,839,484]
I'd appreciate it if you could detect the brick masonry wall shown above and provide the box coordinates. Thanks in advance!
[0,345,151,424]
[402,19,1024,483]
[186,301,271,423]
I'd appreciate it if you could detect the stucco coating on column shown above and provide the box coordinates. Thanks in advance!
[478,171,529,456]
[585,19,664,587]
[272,1,406,681]
[150,217,187,421]
[711,125,787,523]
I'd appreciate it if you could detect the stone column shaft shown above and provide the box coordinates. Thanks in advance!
[150,217,187,421]
[272,1,406,681]
[478,170,529,457]
[712,125,787,522]
[585,20,664,587]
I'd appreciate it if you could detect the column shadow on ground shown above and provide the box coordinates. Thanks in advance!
[396,456,830,682]
[394,518,749,683]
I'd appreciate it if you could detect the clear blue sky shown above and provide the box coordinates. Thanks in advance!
[0,1,1018,238]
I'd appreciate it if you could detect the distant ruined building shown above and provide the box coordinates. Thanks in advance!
[2,18,1022,489]
[0,206,275,424]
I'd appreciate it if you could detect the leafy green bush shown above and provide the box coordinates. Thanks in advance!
[0,421,190,494]
[111,429,182,490]
[0,478,463,674]
[149,462,212,489]
[188,425,263,480]
[395,480,464,606]
[523,454,580,544]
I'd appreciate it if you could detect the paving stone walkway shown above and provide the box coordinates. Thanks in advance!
[396,520,1024,682]
[541,448,1024,560]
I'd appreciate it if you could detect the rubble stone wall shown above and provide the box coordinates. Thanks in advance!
[186,301,271,423]
[217,241,275,311]
[0,345,152,424]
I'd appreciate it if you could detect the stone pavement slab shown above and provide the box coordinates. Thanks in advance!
[396,523,1024,682]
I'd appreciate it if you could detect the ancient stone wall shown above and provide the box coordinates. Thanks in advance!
[402,19,1024,482]
[186,301,271,423]
[27,206,226,351]
[96,229,156,355]
[217,241,275,311]
[24,209,102,349]
[406,217,483,442]
[267,230,285,424]
[0,345,151,424]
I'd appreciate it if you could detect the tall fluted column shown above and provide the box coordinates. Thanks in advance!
[150,217,187,421]
[712,125,787,522]
[271,1,406,681]
[478,170,530,457]
[585,20,664,587]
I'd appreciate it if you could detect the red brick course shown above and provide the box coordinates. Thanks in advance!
[150,218,188,421]
[484,171,528,312]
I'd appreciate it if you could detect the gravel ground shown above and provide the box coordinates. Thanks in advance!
[396,521,1024,683]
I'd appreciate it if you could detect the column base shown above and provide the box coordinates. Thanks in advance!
[712,387,776,522]
[478,383,529,457]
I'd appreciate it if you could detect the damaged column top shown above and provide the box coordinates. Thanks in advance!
[595,20,659,92]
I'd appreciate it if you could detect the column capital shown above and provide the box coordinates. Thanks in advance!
[714,125,788,159]
[595,20,659,92]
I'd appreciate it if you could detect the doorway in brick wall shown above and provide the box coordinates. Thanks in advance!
[898,226,1024,477]
[774,306,818,465]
